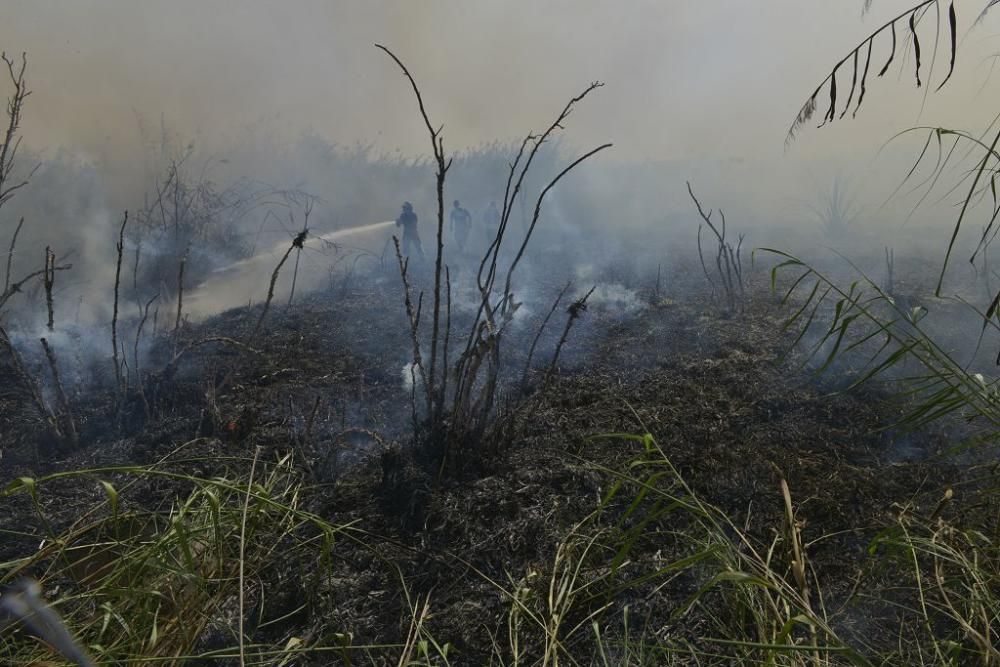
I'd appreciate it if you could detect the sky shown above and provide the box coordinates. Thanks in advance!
[3,0,999,167]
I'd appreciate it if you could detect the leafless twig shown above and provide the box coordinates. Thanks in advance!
[254,230,306,336]
[543,286,596,389]
[43,246,55,331]
[40,337,78,447]
[134,292,159,419]
[0,262,73,314]
[392,236,430,408]
[0,52,37,209]
[173,249,187,354]
[285,193,314,307]
[112,212,128,396]
[688,182,744,313]
[521,281,571,391]
[0,326,62,444]
[376,43,452,431]
[4,215,23,294]
[378,44,609,472]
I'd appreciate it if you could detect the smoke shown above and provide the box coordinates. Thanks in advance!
[581,283,644,318]
[4,1,998,165]
[3,2,999,272]
[3,2,1000,386]
[401,362,422,394]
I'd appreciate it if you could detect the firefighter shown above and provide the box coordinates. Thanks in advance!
[450,199,472,251]
[395,202,423,259]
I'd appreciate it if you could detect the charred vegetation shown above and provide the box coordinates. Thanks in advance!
[378,44,612,482]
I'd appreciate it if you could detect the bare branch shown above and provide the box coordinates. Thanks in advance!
[4,215,23,294]
[112,212,128,397]
[0,262,72,313]
[40,337,78,447]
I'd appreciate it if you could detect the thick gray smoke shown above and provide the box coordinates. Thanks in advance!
[3,1,996,163]
[2,2,1000,343]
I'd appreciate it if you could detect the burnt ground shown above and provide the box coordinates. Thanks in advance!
[0,259,995,664]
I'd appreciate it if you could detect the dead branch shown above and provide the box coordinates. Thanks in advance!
[173,249,187,354]
[132,239,142,294]
[393,235,430,408]
[254,229,306,336]
[376,43,451,429]
[440,265,452,418]
[134,292,159,419]
[457,83,608,402]
[544,286,596,389]
[0,52,36,209]
[43,247,55,331]
[377,44,609,472]
[521,281,571,391]
[119,337,130,394]
[479,82,605,295]
[112,212,128,397]
[4,216,23,294]
[0,326,62,443]
[501,143,612,302]
[451,140,611,435]
[696,226,715,295]
[286,194,314,307]
[40,337,77,447]
[0,263,73,314]
[687,182,744,313]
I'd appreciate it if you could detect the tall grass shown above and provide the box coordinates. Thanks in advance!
[1,432,995,665]
[0,445,358,665]
[759,3,1000,657]
[760,248,1000,438]
[569,435,996,666]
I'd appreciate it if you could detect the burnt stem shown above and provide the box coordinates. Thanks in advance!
[254,230,305,336]
[543,286,596,390]
[43,246,55,331]
[0,263,72,313]
[134,292,159,420]
[41,337,77,448]
[0,326,62,444]
[393,236,431,410]
[112,212,128,398]
[287,199,313,308]
[4,216,23,295]
[173,249,187,355]
[521,281,571,392]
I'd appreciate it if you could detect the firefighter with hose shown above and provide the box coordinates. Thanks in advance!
[395,201,424,259]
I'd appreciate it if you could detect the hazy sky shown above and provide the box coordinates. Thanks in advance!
[3,0,999,167]
[3,1,1000,325]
